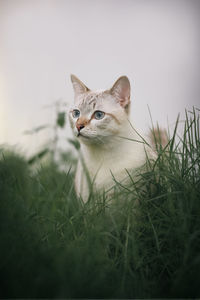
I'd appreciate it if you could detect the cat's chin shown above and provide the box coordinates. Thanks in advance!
[75,132,105,146]
[79,135,97,145]
[74,132,92,143]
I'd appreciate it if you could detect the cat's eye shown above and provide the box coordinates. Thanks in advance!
[72,109,80,118]
[94,111,105,120]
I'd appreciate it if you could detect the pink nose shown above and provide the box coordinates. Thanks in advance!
[76,124,85,131]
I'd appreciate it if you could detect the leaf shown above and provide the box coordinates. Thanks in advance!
[68,138,80,150]
[28,148,49,164]
[23,125,50,135]
[57,112,66,128]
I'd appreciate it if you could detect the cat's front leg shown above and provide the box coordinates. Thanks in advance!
[75,160,90,202]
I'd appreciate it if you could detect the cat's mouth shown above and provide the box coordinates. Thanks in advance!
[77,132,89,139]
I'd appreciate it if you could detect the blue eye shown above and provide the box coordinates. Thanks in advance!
[94,111,105,120]
[72,109,80,118]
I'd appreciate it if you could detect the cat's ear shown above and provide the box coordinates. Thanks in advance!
[110,76,130,109]
[71,74,90,97]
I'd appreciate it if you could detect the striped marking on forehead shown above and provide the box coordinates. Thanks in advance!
[88,98,97,109]
[79,93,100,109]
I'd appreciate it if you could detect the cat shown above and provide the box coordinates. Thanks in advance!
[69,74,156,202]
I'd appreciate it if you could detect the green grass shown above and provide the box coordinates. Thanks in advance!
[0,108,200,298]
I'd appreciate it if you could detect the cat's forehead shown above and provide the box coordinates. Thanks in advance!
[75,90,115,113]
[77,90,104,105]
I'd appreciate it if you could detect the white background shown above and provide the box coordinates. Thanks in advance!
[0,0,200,155]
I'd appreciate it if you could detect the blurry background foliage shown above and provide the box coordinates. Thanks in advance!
[23,100,79,167]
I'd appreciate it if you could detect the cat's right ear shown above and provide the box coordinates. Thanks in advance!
[110,76,131,109]
[71,74,90,97]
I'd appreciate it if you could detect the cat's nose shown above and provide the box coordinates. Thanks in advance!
[76,123,85,131]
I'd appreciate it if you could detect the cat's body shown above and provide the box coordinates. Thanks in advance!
[69,75,155,202]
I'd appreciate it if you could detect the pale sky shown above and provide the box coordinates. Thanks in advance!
[0,0,200,155]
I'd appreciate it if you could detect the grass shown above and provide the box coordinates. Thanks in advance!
[0,108,200,298]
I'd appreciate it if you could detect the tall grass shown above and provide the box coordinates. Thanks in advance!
[0,108,199,298]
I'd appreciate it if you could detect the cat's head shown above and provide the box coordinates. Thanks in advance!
[69,75,131,145]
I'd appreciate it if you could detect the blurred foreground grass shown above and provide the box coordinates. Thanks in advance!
[0,108,200,298]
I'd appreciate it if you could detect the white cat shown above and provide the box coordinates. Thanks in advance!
[69,75,155,202]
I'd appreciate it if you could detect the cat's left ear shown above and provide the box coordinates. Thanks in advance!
[110,76,131,109]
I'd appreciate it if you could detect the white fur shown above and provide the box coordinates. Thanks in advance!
[69,75,155,202]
